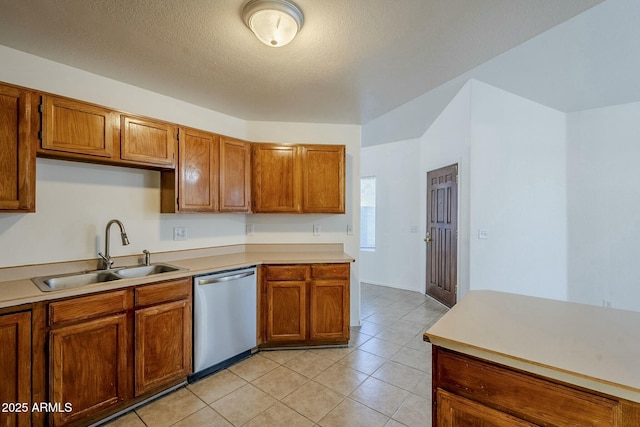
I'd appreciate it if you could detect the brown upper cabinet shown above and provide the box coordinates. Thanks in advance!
[161,129,251,213]
[219,137,251,212]
[120,114,177,168]
[252,143,301,213]
[40,94,118,160]
[39,95,177,170]
[301,145,345,213]
[252,143,345,213]
[170,127,219,213]
[0,83,36,212]
[2,82,347,215]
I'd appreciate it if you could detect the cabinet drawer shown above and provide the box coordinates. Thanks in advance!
[135,278,191,308]
[310,263,349,280]
[264,265,307,281]
[49,290,129,326]
[436,349,618,427]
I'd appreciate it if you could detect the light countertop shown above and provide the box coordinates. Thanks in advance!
[0,244,354,309]
[424,290,640,403]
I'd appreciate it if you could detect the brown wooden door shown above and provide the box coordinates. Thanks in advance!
[219,137,251,212]
[0,84,36,212]
[135,299,192,395]
[266,280,307,342]
[437,389,538,427]
[252,144,301,213]
[178,128,219,212]
[121,115,176,168]
[301,145,345,213]
[41,95,117,159]
[49,313,130,426]
[0,311,31,427]
[426,164,458,307]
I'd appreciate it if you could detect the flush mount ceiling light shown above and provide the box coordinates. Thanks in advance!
[242,0,304,47]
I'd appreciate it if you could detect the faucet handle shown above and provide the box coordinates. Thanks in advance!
[98,252,113,270]
[142,249,151,266]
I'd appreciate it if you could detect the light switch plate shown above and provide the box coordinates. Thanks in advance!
[246,224,254,236]
[346,224,353,235]
[313,224,321,236]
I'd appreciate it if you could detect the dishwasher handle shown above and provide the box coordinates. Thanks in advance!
[197,270,255,286]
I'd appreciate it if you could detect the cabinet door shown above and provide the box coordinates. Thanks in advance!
[50,313,130,426]
[121,115,176,168]
[135,300,192,395]
[0,311,31,427]
[437,389,538,427]
[266,280,307,342]
[301,145,345,213]
[177,128,219,212]
[220,137,251,212]
[252,144,301,213]
[309,279,349,342]
[41,95,117,159]
[0,84,35,212]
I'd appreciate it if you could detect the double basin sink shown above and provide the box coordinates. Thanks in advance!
[32,263,185,292]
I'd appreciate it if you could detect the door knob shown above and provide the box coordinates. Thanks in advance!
[424,236,431,243]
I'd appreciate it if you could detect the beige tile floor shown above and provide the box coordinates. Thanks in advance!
[103,283,448,427]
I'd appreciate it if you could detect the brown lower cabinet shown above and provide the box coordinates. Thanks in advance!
[0,308,32,427]
[432,346,640,427]
[259,263,350,347]
[41,278,192,427]
[134,279,192,396]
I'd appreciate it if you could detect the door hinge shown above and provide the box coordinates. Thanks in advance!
[37,130,42,140]
[38,103,44,113]
[455,174,458,184]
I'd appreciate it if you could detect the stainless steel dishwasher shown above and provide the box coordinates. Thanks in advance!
[190,266,257,382]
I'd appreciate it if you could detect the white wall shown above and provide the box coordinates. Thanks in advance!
[359,138,421,291]
[566,102,640,311]
[364,80,569,303]
[0,45,362,323]
[469,80,567,300]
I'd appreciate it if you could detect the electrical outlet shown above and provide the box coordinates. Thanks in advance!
[410,225,419,233]
[602,299,612,308]
[313,224,321,236]
[346,224,353,235]
[478,229,489,239]
[173,227,187,241]
[246,224,254,236]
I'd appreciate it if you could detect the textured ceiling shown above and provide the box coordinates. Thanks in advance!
[0,0,602,124]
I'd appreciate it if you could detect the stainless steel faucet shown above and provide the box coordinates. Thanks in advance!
[98,219,130,270]
[142,249,151,266]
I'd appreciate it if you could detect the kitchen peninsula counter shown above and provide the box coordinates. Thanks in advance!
[0,243,354,309]
[424,290,640,406]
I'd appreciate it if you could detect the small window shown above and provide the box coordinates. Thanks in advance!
[360,176,376,250]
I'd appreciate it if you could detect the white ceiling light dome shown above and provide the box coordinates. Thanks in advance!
[242,0,304,47]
